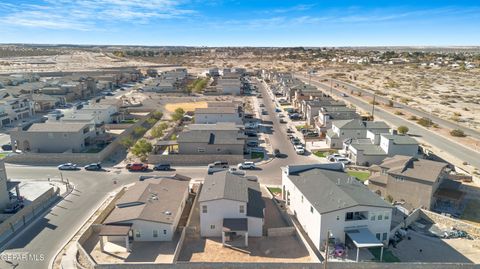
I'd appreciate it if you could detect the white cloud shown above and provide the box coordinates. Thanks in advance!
[1,0,195,31]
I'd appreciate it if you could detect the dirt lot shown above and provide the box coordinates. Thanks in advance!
[391,230,480,263]
[178,236,312,263]
[165,101,208,113]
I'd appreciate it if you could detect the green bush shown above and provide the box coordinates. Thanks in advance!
[417,117,433,127]
[131,139,153,157]
[450,129,466,137]
[397,126,409,135]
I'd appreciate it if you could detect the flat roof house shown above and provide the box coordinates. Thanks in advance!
[326,119,390,149]
[282,163,393,261]
[199,171,265,247]
[177,123,245,155]
[368,156,463,211]
[101,178,189,250]
[10,122,99,153]
[194,106,243,125]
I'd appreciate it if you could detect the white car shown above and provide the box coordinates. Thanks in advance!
[58,163,78,170]
[327,154,343,162]
[294,145,305,155]
[238,161,256,170]
[245,122,258,129]
[335,157,351,165]
[228,167,246,176]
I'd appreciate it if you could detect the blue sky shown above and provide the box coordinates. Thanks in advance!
[0,0,479,46]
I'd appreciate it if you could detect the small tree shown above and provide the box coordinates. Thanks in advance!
[397,126,409,135]
[159,122,169,130]
[171,107,185,121]
[150,126,164,138]
[387,100,394,107]
[146,117,157,125]
[386,195,394,203]
[133,126,147,136]
[131,139,153,157]
[120,136,134,148]
[450,129,466,137]
[152,111,163,120]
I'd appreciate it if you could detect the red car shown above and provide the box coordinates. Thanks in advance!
[126,163,148,171]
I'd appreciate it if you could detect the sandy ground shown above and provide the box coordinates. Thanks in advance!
[165,101,208,113]
[314,65,480,132]
[178,236,312,263]
[391,230,480,263]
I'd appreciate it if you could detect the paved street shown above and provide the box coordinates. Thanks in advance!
[296,74,480,170]
[0,81,322,269]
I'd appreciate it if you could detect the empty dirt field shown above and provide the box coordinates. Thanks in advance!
[178,236,312,263]
[165,101,208,113]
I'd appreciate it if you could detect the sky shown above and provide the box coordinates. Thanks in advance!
[0,0,479,47]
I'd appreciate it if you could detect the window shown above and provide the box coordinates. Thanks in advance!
[310,206,314,213]
[370,213,375,221]
[135,230,141,238]
[376,233,381,240]
[301,196,304,203]
[240,205,245,214]
[153,230,158,238]
[382,233,388,241]
[384,212,389,220]
[378,214,383,221]
[210,225,215,229]
[217,148,221,152]
[346,212,353,220]
[163,230,167,235]
[202,205,207,213]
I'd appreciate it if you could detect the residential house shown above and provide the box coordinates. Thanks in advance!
[0,96,35,123]
[103,178,189,244]
[326,119,390,149]
[368,156,463,210]
[10,122,101,153]
[217,78,241,95]
[316,106,360,134]
[194,106,243,125]
[199,171,265,246]
[345,131,419,166]
[177,123,245,155]
[282,164,393,257]
[30,94,65,112]
[302,99,344,126]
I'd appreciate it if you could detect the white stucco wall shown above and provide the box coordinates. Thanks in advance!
[131,220,175,241]
[200,199,247,237]
[283,172,392,252]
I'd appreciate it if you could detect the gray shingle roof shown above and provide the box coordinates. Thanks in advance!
[378,155,447,183]
[381,134,418,145]
[27,122,88,132]
[333,119,389,130]
[199,171,264,218]
[287,167,392,214]
[351,143,387,156]
[104,178,189,225]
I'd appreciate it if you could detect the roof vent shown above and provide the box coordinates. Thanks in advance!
[164,211,172,215]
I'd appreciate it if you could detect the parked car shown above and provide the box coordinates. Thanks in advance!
[335,158,351,165]
[259,103,265,107]
[294,145,305,155]
[58,163,78,170]
[289,113,301,120]
[245,131,258,137]
[238,161,256,170]
[208,161,229,174]
[327,154,343,162]
[291,137,301,145]
[286,128,294,133]
[275,107,282,112]
[274,148,281,157]
[228,167,246,176]
[341,93,348,97]
[261,110,268,115]
[279,119,287,124]
[245,122,258,129]
[3,202,24,214]
[126,163,148,171]
[1,144,12,151]
[246,141,259,147]
[84,163,102,171]
[153,163,171,171]
[211,161,229,168]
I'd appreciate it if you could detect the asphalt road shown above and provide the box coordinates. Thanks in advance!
[321,76,480,141]
[0,81,320,269]
[296,74,480,170]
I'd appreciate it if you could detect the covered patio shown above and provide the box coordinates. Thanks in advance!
[222,218,249,247]
[345,228,384,262]
[154,140,178,154]
[98,225,132,253]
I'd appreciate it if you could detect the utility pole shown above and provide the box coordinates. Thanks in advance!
[372,94,376,121]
